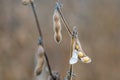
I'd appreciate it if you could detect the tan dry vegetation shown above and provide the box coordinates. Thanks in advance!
[0,0,120,80]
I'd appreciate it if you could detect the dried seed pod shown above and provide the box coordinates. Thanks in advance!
[34,45,44,76]
[54,32,62,43]
[53,9,62,43]
[69,26,92,64]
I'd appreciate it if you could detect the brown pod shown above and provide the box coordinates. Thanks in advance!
[34,45,44,76]
[53,9,62,43]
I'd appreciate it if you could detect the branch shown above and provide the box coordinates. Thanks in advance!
[30,1,43,39]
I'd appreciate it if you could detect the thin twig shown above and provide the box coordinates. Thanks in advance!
[30,1,43,39]
[30,1,55,80]
[44,52,55,80]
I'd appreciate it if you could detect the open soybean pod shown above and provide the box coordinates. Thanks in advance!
[69,27,79,64]
[69,26,91,64]
[34,45,44,76]
[53,8,62,43]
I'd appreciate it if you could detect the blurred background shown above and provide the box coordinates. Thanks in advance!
[0,0,120,80]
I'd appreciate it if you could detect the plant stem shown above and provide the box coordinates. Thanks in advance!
[30,1,43,39]
[69,65,73,80]
[69,37,74,80]
[30,1,55,80]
